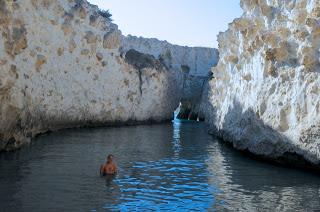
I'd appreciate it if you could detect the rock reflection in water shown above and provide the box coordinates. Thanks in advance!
[206,141,320,211]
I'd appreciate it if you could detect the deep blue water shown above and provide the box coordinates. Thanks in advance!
[0,120,319,211]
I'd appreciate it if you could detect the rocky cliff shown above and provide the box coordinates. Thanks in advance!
[121,35,219,120]
[0,0,217,151]
[202,0,320,168]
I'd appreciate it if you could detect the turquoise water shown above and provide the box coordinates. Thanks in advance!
[0,120,319,211]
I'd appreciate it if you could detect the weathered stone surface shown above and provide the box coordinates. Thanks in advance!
[121,35,219,120]
[35,54,47,72]
[0,0,218,151]
[124,49,166,71]
[84,31,97,44]
[202,0,320,167]
[103,28,120,49]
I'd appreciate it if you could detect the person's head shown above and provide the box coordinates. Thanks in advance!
[107,154,114,163]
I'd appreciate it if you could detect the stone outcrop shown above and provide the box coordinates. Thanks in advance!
[202,0,320,168]
[0,0,218,151]
[121,35,219,120]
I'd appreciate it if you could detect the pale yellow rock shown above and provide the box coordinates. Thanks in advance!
[35,54,47,72]
[103,29,120,49]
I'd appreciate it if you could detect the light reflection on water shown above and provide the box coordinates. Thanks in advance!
[0,120,319,211]
[104,158,214,211]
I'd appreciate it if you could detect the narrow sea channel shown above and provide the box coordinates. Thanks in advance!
[0,120,319,211]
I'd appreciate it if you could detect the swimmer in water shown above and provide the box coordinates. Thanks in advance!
[100,154,117,176]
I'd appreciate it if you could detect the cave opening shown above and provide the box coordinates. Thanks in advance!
[173,102,204,122]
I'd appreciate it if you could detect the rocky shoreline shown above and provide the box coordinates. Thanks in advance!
[2,117,173,152]
[210,131,320,173]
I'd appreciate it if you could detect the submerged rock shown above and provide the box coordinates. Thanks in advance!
[202,0,320,168]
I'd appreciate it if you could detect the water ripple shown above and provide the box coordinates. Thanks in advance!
[102,158,214,211]
[0,122,319,211]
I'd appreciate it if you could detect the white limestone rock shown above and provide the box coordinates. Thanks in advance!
[0,0,218,151]
[121,35,219,120]
[0,0,212,151]
[202,0,320,166]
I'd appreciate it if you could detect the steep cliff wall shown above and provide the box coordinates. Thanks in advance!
[0,0,176,151]
[0,0,218,151]
[121,35,219,120]
[203,0,320,167]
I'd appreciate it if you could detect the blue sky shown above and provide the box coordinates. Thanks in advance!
[87,0,243,48]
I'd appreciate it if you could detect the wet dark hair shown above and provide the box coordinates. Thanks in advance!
[107,154,114,161]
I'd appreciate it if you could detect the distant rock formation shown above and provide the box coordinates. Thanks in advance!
[121,35,219,120]
[202,0,320,168]
[0,0,217,151]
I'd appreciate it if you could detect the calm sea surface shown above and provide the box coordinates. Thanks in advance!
[0,120,319,211]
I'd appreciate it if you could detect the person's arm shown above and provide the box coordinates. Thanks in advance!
[100,165,104,176]
[114,164,118,173]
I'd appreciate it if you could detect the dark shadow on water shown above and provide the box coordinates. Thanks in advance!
[205,137,320,211]
[203,98,320,174]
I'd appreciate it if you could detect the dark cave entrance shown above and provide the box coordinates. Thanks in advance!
[173,102,205,122]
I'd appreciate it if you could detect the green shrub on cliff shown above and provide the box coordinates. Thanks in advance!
[98,9,112,21]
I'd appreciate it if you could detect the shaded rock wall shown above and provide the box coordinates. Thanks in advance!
[202,0,320,167]
[121,35,219,120]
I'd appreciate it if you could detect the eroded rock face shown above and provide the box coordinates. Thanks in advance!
[0,0,218,151]
[0,0,178,151]
[202,0,320,166]
[121,35,219,120]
